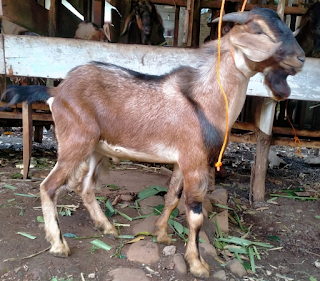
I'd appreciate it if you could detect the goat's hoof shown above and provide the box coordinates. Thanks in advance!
[155,231,172,245]
[189,263,210,279]
[103,226,118,239]
[50,245,70,257]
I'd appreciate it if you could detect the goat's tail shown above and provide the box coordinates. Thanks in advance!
[0,85,51,111]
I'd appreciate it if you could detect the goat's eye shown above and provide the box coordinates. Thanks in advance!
[256,30,263,34]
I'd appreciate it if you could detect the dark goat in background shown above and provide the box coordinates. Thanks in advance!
[296,2,320,58]
[0,7,304,278]
[119,0,166,45]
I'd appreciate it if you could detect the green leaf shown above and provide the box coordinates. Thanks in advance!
[37,216,45,223]
[227,247,248,254]
[105,200,115,218]
[90,239,112,251]
[12,173,22,179]
[248,246,256,272]
[17,232,36,239]
[107,184,119,190]
[267,235,281,242]
[7,198,15,202]
[63,233,77,238]
[215,218,224,239]
[14,193,39,198]
[19,209,24,216]
[2,184,18,190]
[171,220,184,235]
[115,209,132,221]
[310,276,317,281]
[153,204,164,215]
[213,203,234,210]
[118,235,135,239]
[315,215,320,219]
[137,185,167,201]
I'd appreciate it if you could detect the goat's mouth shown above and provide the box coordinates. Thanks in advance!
[264,69,291,101]
[278,53,305,74]
[279,61,304,75]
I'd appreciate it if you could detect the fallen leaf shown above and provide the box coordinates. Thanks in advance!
[125,236,145,244]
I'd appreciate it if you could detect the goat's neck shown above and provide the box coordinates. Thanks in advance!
[193,49,251,131]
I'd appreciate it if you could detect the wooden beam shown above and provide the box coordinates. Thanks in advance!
[0,0,49,35]
[144,0,307,15]
[0,111,53,121]
[0,35,319,103]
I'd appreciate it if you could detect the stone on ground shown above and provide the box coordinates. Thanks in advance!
[212,270,227,281]
[202,216,216,244]
[199,243,217,258]
[206,188,229,207]
[173,253,188,275]
[138,196,165,215]
[126,241,160,264]
[132,215,173,236]
[226,259,247,278]
[199,230,210,244]
[162,245,176,256]
[109,268,150,281]
[211,209,229,233]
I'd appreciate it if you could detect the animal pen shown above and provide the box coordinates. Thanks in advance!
[0,0,319,202]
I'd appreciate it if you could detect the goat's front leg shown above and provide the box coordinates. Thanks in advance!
[154,164,183,244]
[40,163,71,257]
[183,170,210,278]
[75,153,118,238]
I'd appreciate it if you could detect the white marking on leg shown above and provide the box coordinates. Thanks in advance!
[81,153,117,236]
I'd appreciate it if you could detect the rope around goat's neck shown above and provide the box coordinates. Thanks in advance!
[215,0,247,171]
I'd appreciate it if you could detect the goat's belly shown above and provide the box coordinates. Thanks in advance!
[95,141,179,164]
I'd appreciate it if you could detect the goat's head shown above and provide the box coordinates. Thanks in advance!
[121,0,165,45]
[215,7,305,101]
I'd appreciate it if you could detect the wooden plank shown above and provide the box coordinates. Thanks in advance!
[0,0,49,36]
[22,102,32,179]
[146,0,307,15]
[0,111,53,121]
[1,35,319,102]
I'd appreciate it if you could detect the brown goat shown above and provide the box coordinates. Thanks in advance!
[296,2,320,58]
[0,7,304,278]
[119,0,166,45]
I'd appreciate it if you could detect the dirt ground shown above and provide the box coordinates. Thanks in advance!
[0,128,319,281]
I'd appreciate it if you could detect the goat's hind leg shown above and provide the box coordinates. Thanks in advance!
[154,164,183,245]
[40,163,71,257]
[75,152,118,238]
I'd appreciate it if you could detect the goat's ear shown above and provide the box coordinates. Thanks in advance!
[231,32,282,62]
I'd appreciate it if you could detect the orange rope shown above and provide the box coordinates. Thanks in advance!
[241,0,247,12]
[285,101,302,159]
[215,0,247,171]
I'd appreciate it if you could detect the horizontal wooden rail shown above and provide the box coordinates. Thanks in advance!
[0,35,319,102]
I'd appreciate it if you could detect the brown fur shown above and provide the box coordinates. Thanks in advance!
[0,8,305,279]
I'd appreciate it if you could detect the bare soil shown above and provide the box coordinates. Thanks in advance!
[0,128,319,281]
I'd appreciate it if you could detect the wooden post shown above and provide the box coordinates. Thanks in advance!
[250,97,276,202]
[22,101,33,179]
[186,0,194,47]
[173,6,180,47]
[191,0,200,47]
[48,0,60,37]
